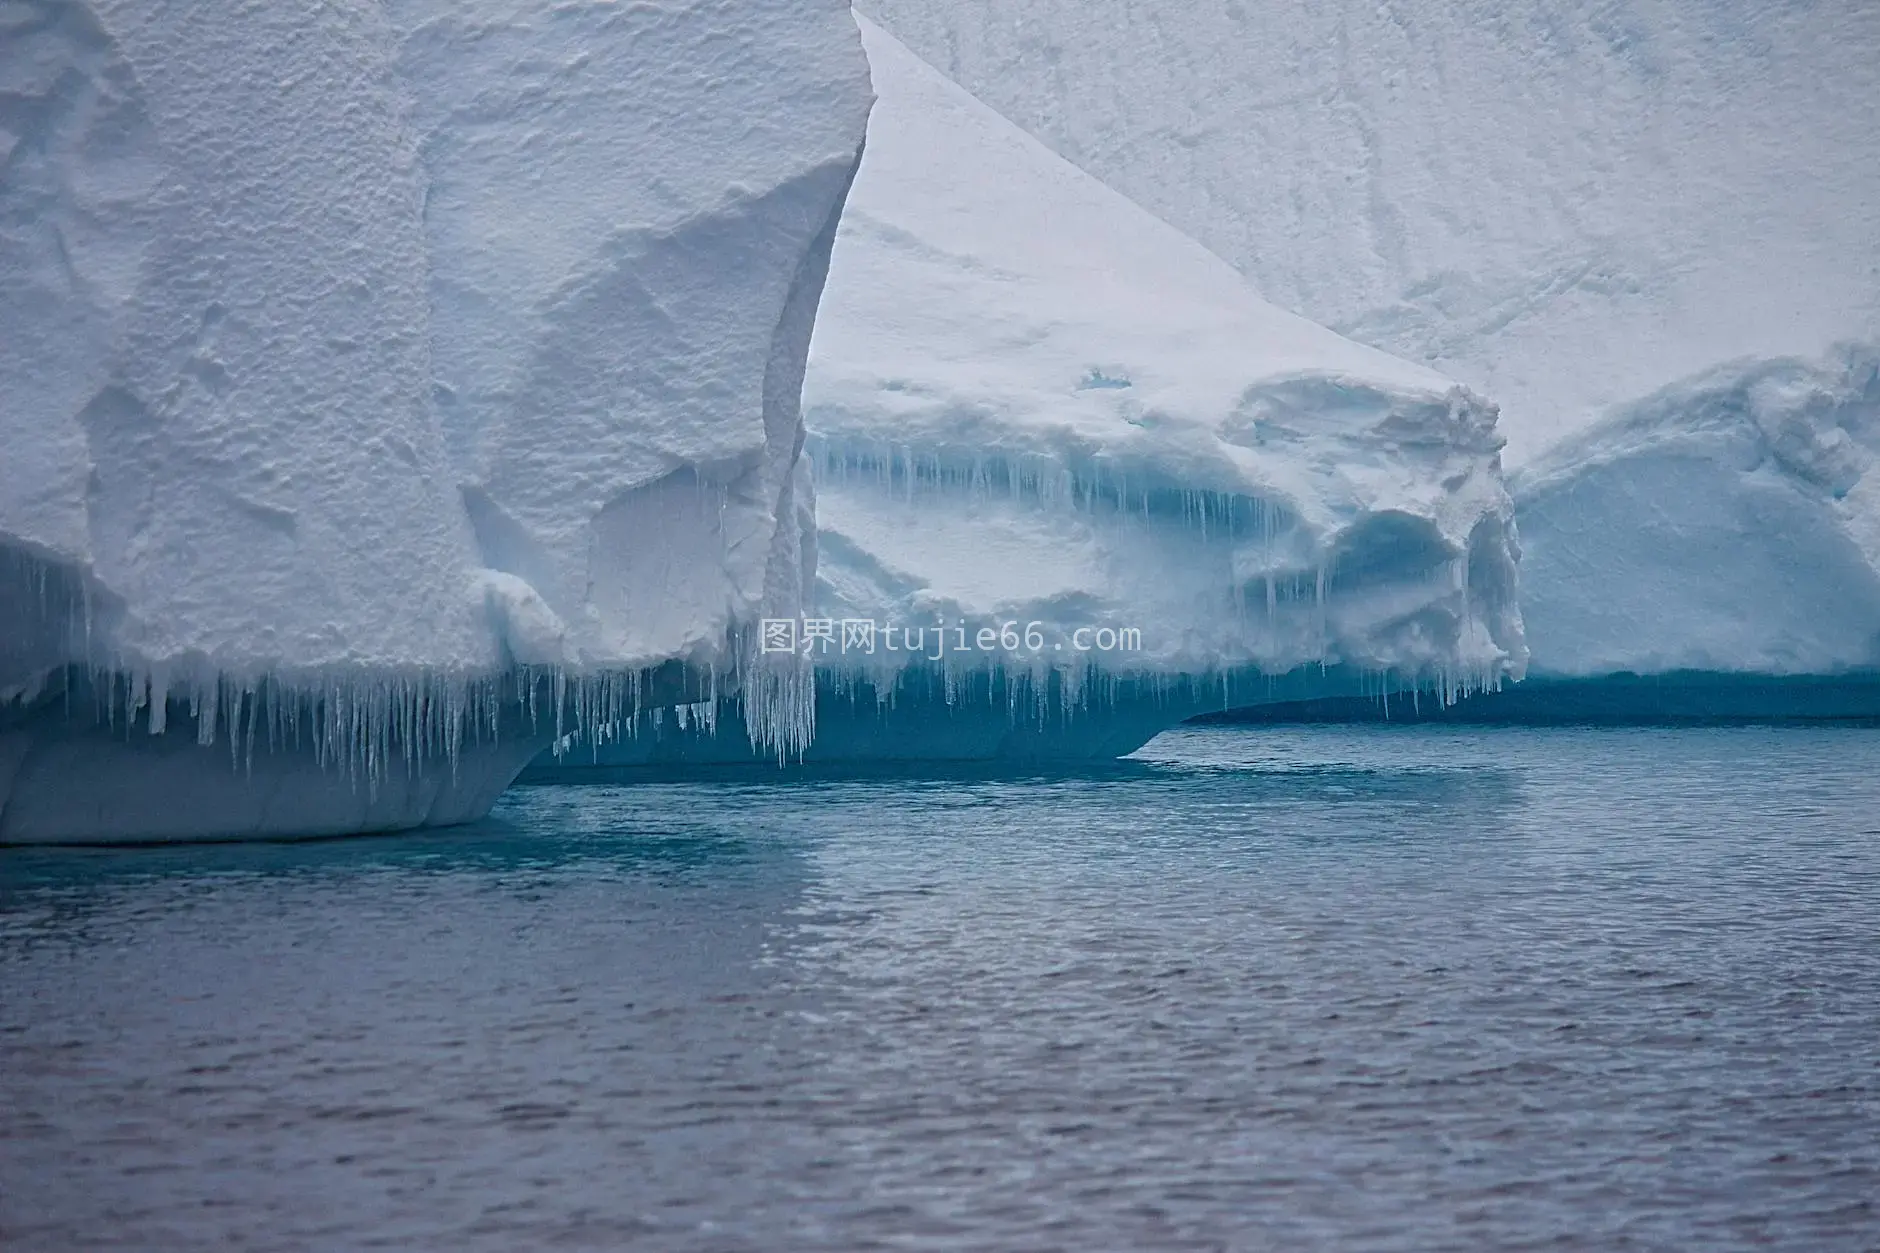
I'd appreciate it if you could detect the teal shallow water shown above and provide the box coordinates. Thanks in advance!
[3,726,1878,1250]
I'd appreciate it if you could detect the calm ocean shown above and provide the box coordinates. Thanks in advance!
[4,726,1877,1250]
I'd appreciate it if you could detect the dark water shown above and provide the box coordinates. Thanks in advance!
[3,727,1878,1251]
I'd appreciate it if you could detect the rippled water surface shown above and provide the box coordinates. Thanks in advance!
[4,726,1879,1251]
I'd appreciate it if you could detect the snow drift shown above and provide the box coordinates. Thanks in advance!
[0,0,872,840]
[541,17,1525,768]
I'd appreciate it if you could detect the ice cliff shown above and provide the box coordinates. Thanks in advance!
[853,0,1879,715]
[1206,346,1880,726]
[0,0,872,839]
[540,18,1524,769]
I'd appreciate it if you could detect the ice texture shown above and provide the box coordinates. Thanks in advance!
[811,21,1522,693]
[1513,346,1880,679]
[0,0,871,839]
[854,0,1880,716]
[1199,347,1880,725]
[545,18,1525,767]
[393,0,870,677]
[859,0,1880,465]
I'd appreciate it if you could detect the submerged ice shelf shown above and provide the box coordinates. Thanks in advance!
[544,18,1526,769]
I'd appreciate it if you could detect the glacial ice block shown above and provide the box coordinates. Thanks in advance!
[814,21,1523,693]
[534,18,1525,768]
[391,0,871,681]
[0,0,872,839]
[1512,346,1880,681]
[1198,346,1880,726]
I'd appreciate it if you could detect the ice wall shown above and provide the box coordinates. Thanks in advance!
[0,0,872,839]
[543,18,1525,767]
[1,0,492,694]
[390,0,870,682]
[811,20,1522,695]
[1198,348,1880,725]
[1513,346,1880,678]
[859,0,1880,464]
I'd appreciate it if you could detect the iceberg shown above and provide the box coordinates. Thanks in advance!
[1514,347,1880,681]
[0,0,871,840]
[1206,348,1880,725]
[850,1,1879,723]
[532,17,1524,771]
[1466,346,1880,721]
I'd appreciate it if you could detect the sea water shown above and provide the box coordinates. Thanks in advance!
[3,726,1877,1250]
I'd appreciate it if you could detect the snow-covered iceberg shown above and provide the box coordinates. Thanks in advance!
[849,1,1879,723]
[535,17,1524,769]
[0,0,871,840]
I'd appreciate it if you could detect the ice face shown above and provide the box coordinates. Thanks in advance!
[392,0,871,683]
[808,21,1523,704]
[858,0,1880,466]
[1,0,492,682]
[1196,346,1880,724]
[1512,346,1880,679]
[0,0,872,839]
[542,18,1527,768]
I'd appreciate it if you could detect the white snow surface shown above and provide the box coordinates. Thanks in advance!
[802,18,1524,695]
[859,0,1880,464]
[1513,345,1880,678]
[0,0,869,722]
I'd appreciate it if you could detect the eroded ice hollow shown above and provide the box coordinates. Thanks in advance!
[0,0,872,841]
[529,18,1525,772]
[1479,347,1880,721]
[1205,348,1880,725]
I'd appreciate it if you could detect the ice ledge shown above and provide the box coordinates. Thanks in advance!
[0,657,794,843]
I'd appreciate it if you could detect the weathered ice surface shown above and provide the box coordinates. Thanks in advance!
[1208,348,1880,725]
[545,19,1524,768]
[0,0,871,839]
[860,0,1880,464]
[1512,347,1880,679]
[852,2,1880,722]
